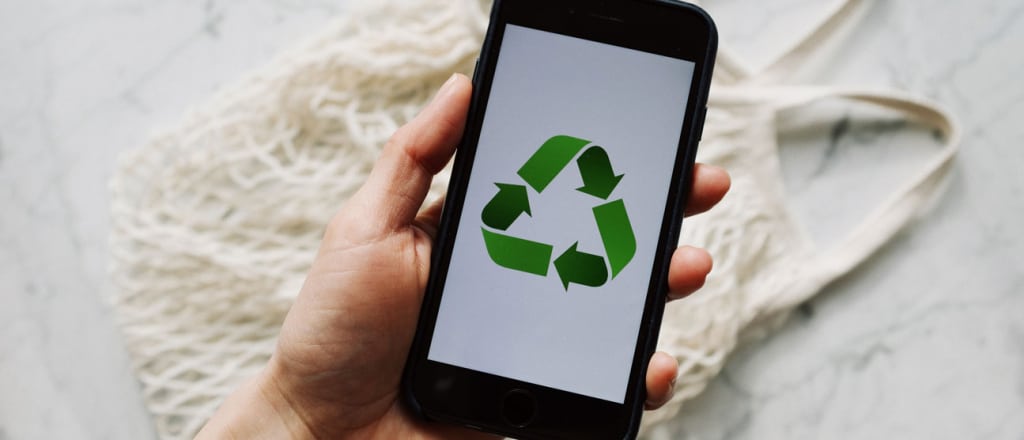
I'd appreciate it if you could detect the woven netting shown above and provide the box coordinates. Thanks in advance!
[110,0,798,437]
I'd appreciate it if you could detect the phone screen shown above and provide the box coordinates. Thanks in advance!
[427,24,696,404]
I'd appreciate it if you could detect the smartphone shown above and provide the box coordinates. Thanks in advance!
[403,0,716,438]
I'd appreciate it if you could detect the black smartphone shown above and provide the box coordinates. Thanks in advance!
[403,1,716,438]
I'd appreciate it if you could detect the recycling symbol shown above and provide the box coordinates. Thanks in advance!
[480,135,636,290]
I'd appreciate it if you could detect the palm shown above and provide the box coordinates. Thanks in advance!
[273,215,494,438]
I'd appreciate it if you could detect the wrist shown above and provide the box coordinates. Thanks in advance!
[196,366,317,440]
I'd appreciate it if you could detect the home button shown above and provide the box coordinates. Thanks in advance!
[500,389,536,427]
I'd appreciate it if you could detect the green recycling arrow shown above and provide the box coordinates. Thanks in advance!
[517,135,590,193]
[553,242,608,289]
[481,183,531,231]
[575,146,623,200]
[593,199,636,278]
[481,134,637,290]
[481,228,553,276]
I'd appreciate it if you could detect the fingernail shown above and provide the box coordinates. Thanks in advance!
[427,74,460,110]
[439,73,460,94]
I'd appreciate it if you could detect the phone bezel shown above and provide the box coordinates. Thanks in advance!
[403,1,717,438]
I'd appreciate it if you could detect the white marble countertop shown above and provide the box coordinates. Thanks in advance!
[1,0,1021,439]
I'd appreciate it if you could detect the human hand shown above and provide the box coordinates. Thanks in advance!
[197,73,730,439]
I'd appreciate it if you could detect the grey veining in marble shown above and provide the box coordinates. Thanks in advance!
[2,0,1022,439]
[0,1,341,439]
[649,1,1024,439]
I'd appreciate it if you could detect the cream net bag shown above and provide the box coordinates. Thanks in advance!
[109,0,959,438]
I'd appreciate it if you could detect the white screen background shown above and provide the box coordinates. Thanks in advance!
[428,25,695,403]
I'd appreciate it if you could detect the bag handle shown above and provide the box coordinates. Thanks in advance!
[705,0,871,85]
[714,86,961,313]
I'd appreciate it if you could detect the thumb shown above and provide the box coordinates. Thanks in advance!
[346,74,472,237]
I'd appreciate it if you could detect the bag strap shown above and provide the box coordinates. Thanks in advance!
[716,86,961,313]
[705,0,871,85]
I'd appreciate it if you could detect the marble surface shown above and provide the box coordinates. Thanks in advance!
[1,0,1021,439]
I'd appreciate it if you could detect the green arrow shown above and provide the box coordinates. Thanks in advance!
[481,228,553,276]
[517,135,590,193]
[481,183,531,231]
[553,242,609,290]
[575,146,623,200]
[593,199,636,278]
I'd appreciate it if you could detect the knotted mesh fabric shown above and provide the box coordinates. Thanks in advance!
[110,0,803,437]
[111,1,484,437]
